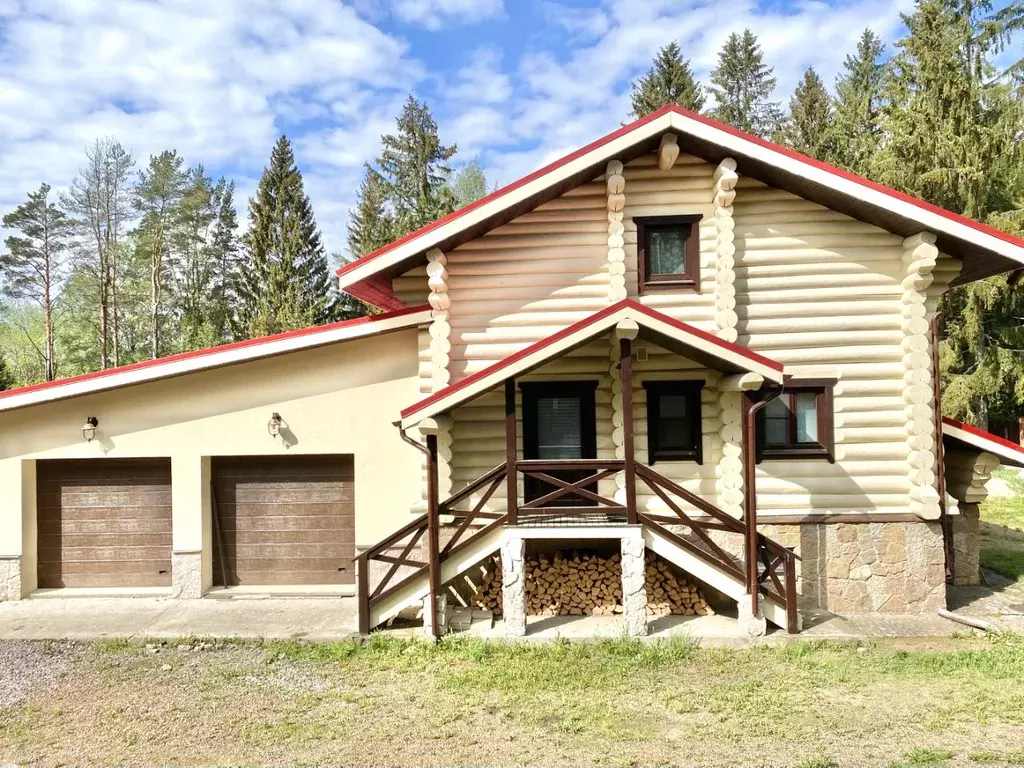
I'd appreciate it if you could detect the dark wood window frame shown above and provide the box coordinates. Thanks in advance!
[520,380,599,504]
[643,380,704,465]
[635,214,702,294]
[756,379,836,463]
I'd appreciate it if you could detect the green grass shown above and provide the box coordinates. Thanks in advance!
[4,634,1024,767]
[979,469,1024,581]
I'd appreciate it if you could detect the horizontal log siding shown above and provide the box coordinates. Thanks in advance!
[445,176,610,380]
[393,265,428,307]
[733,178,914,517]
[445,175,610,504]
[623,153,717,324]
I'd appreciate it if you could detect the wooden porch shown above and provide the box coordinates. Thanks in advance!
[356,335,800,637]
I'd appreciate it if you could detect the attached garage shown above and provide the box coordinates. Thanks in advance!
[36,459,173,589]
[211,455,355,586]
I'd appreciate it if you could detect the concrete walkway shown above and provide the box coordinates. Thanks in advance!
[0,596,359,642]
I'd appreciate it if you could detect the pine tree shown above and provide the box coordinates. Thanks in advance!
[829,29,887,175]
[629,41,705,118]
[135,150,187,359]
[209,180,241,340]
[709,30,781,138]
[875,0,1024,428]
[61,138,136,369]
[234,136,339,338]
[1,183,72,381]
[775,67,834,160]
[378,95,457,238]
[347,164,394,258]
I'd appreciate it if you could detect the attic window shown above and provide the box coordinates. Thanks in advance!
[636,215,702,293]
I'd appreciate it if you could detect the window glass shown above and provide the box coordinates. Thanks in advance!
[535,396,582,460]
[764,396,790,445]
[660,392,689,419]
[648,228,687,275]
[795,392,819,443]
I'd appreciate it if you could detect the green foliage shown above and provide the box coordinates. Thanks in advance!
[1,182,72,381]
[774,67,834,159]
[709,29,781,137]
[377,95,457,239]
[450,157,488,207]
[829,28,887,175]
[347,163,394,258]
[629,41,705,117]
[234,136,341,338]
[869,0,1024,428]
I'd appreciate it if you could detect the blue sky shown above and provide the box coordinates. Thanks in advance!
[0,0,1017,261]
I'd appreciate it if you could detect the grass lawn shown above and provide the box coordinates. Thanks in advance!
[2,635,1024,768]
[979,468,1024,582]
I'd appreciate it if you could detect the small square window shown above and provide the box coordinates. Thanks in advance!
[756,381,836,462]
[636,215,702,293]
[643,381,703,464]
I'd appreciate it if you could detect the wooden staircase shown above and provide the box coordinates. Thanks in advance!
[356,461,799,635]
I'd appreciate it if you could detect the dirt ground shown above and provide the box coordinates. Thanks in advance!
[1,634,1023,768]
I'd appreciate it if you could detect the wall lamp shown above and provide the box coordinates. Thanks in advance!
[268,412,283,438]
[81,416,99,442]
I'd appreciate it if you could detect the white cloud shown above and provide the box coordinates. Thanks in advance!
[0,0,422,257]
[392,0,504,30]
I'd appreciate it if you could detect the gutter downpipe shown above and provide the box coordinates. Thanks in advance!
[395,421,441,639]
[742,384,784,616]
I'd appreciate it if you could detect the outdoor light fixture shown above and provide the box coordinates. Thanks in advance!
[81,416,99,442]
[267,412,283,438]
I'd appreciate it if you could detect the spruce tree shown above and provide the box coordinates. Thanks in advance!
[378,95,457,238]
[347,163,394,258]
[709,30,781,138]
[875,0,1024,428]
[1,183,72,381]
[829,29,887,175]
[775,67,834,159]
[629,41,705,118]
[234,136,339,338]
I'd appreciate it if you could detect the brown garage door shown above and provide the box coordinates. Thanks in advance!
[36,459,172,589]
[211,455,354,586]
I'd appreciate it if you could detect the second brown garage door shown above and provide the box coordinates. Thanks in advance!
[211,455,354,586]
[36,459,172,589]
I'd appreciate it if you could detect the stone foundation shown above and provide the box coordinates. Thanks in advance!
[674,519,947,615]
[0,556,21,601]
[171,551,204,599]
[951,504,981,586]
[620,537,648,637]
[737,595,766,637]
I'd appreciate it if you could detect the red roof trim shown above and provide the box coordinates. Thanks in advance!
[336,105,675,278]
[943,417,1024,457]
[345,275,406,312]
[400,299,783,419]
[0,304,430,402]
[337,104,1024,283]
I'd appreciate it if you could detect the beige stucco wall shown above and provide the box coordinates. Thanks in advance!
[0,329,422,597]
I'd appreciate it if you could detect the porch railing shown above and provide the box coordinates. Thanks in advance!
[357,455,799,635]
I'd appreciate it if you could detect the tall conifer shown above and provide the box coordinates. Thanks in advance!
[709,30,781,137]
[629,41,705,117]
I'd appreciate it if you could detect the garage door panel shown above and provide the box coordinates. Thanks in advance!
[35,504,173,522]
[36,459,172,589]
[220,528,356,548]
[212,455,355,586]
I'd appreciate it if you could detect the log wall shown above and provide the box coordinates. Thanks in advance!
[394,145,958,524]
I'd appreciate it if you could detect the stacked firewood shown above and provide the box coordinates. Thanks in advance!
[471,551,713,618]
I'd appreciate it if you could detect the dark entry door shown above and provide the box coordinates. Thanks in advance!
[521,381,598,505]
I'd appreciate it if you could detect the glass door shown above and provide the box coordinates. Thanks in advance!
[521,382,598,505]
